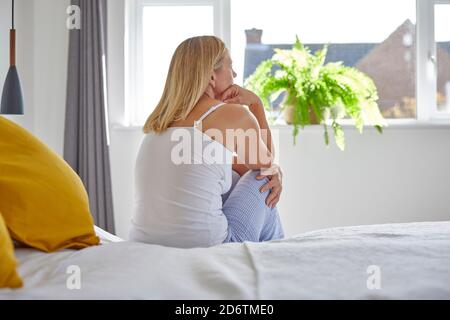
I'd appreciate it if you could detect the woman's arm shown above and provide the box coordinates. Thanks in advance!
[222,104,273,171]
[232,157,250,176]
[220,85,275,158]
[227,109,282,207]
[249,99,274,158]
[232,101,273,177]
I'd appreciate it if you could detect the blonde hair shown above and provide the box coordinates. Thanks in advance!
[143,36,227,134]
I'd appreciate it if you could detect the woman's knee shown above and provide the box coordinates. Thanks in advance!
[236,170,271,201]
[224,170,269,204]
[241,170,270,189]
[241,170,269,186]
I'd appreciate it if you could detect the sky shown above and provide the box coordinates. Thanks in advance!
[231,0,417,45]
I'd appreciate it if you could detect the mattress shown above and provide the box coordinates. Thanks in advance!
[1,221,449,299]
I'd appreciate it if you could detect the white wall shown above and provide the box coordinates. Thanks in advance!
[109,126,144,238]
[275,124,450,236]
[32,0,69,156]
[0,0,69,155]
[106,0,126,126]
[109,124,450,239]
[107,0,130,237]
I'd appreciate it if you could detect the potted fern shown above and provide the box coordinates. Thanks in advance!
[244,36,387,150]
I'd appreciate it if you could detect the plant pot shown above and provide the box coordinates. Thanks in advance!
[282,95,319,125]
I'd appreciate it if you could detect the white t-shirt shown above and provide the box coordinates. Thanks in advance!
[129,110,234,248]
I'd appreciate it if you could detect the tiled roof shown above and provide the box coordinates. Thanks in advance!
[438,41,450,54]
[244,43,376,80]
[244,42,450,82]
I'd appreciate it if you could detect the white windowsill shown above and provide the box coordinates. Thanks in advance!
[272,118,450,130]
[111,118,450,131]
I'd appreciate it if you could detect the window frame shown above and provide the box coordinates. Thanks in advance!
[431,0,450,119]
[124,0,230,126]
[417,0,450,120]
[122,0,450,127]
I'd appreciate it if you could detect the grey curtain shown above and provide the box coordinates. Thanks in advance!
[64,0,115,233]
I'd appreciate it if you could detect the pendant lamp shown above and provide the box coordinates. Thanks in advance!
[1,0,24,115]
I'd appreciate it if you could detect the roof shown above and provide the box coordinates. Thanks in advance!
[244,43,377,80]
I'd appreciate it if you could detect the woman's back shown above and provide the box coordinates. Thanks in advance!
[130,104,234,248]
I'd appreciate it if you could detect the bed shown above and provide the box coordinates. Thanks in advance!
[1,221,449,299]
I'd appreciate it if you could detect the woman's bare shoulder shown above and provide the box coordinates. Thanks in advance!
[221,103,248,113]
[218,103,259,129]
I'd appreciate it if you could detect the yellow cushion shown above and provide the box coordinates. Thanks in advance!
[0,212,23,288]
[0,116,100,252]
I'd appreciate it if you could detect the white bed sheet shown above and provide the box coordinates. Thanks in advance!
[1,221,449,299]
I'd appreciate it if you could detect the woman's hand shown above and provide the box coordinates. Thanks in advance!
[256,168,283,209]
[219,84,261,107]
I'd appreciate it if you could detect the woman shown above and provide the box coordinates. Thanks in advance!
[129,35,284,248]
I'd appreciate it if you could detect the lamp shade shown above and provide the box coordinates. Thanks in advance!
[1,66,23,114]
[1,1,23,115]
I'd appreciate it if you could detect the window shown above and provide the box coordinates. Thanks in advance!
[140,5,213,125]
[125,0,230,126]
[231,0,417,120]
[435,2,450,113]
[125,0,450,126]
